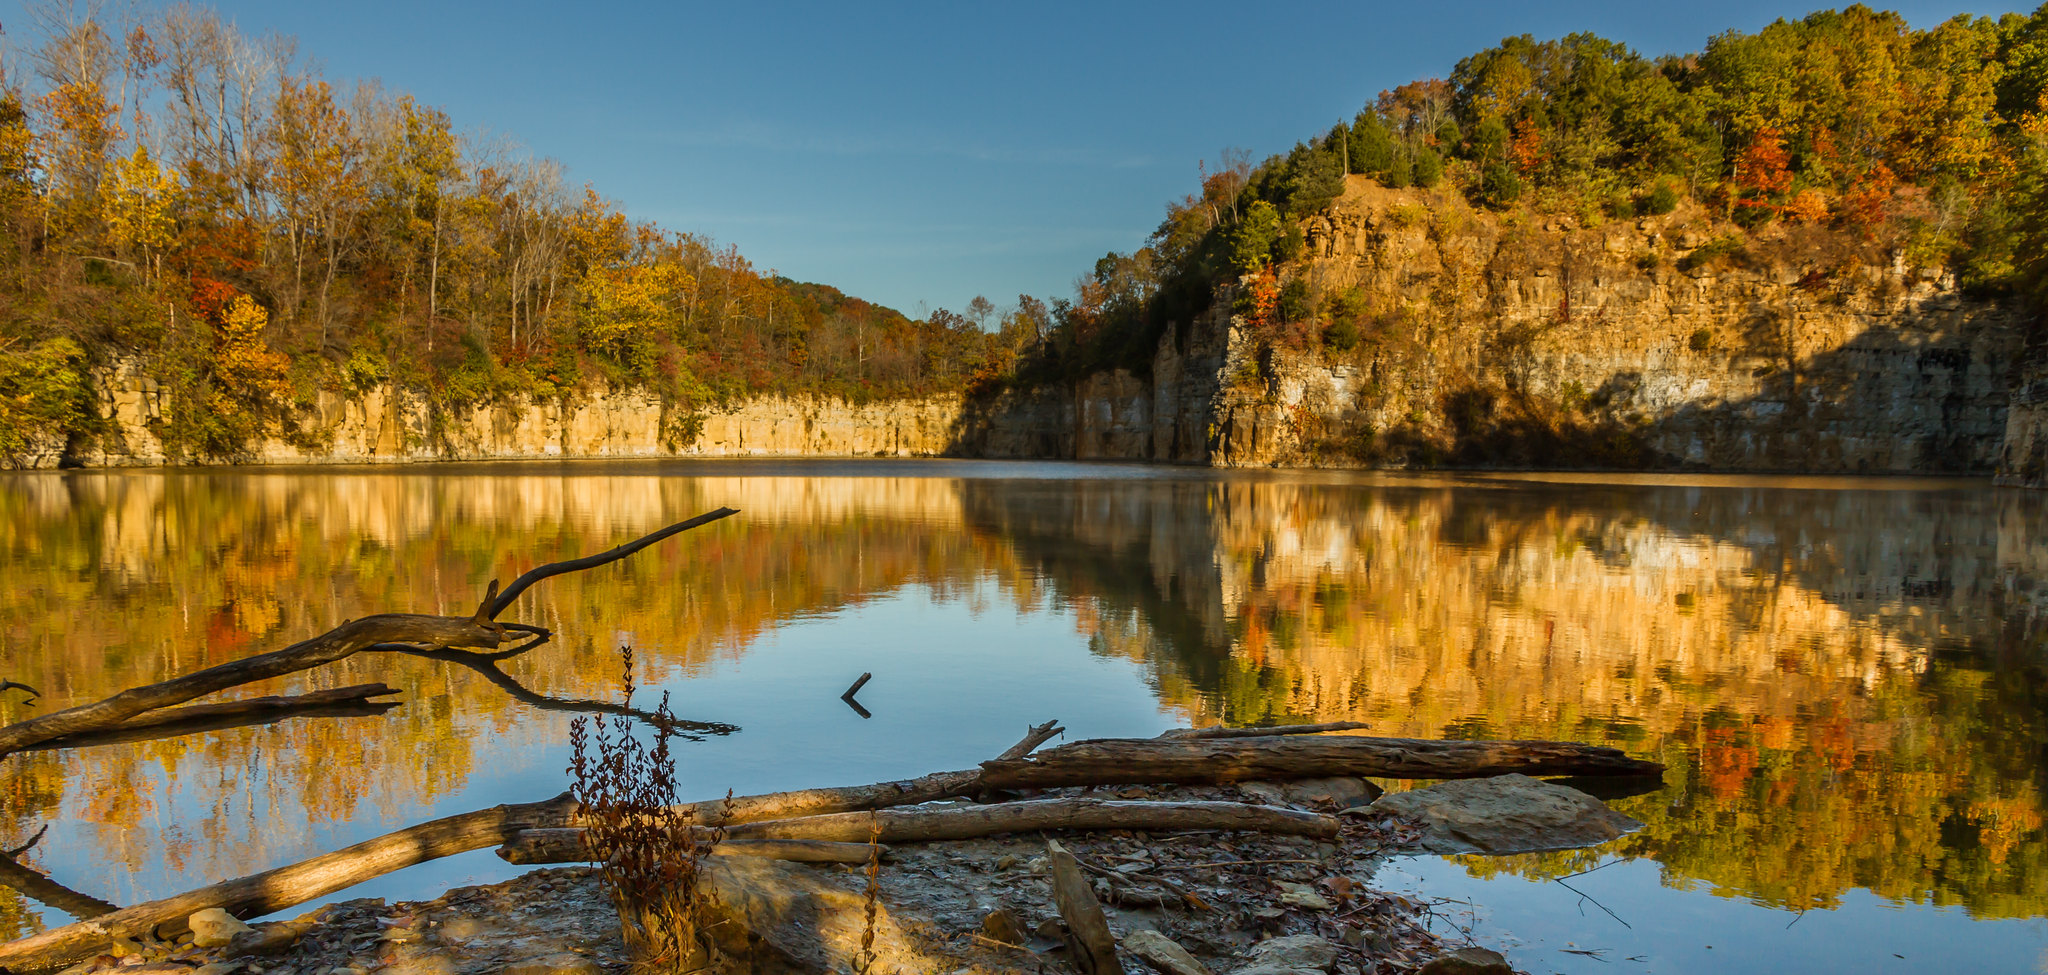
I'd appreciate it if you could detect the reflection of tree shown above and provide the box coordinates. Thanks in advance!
[2,469,2043,924]
[396,641,737,740]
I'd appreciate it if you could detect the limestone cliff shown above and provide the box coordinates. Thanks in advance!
[46,359,963,467]
[960,175,2042,481]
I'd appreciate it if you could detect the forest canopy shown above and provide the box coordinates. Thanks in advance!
[1004,3,2048,385]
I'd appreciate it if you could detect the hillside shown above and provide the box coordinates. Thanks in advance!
[969,5,2048,482]
[0,5,1000,465]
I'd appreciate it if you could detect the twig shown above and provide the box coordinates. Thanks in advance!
[1555,877,1632,929]
[4,825,48,858]
[1557,857,1628,882]
[397,646,736,739]
[1148,857,1325,871]
[486,508,739,618]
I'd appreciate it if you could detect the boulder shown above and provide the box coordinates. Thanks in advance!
[1279,777,1381,809]
[698,855,957,975]
[1417,946,1512,975]
[186,908,253,949]
[1244,933,1339,972]
[1125,929,1211,975]
[1358,774,1641,855]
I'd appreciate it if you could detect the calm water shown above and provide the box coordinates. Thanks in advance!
[2,460,2045,973]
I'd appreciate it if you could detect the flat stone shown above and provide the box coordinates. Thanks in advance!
[435,915,493,942]
[1245,933,1339,971]
[1273,882,1333,912]
[192,964,245,975]
[501,954,604,975]
[1125,929,1211,975]
[378,957,455,975]
[1417,947,1513,975]
[189,908,255,948]
[226,921,310,957]
[1362,774,1643,855]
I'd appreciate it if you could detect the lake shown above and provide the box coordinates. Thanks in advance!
[2,460,2044,973]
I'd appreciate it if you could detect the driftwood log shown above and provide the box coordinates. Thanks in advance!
[718,798,1339,844]
[0,508,738,762]
[0,795,579,972]
[497,832,884,866]
[499,798,1335,859]
[23,684,401,752]
[979,735,1664,787]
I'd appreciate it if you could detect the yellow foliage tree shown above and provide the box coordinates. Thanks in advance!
[102,145,179,282]
[209,294,293,430]
[578,262,693,376]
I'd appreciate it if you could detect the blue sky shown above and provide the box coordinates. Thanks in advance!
[17,1,2038,317]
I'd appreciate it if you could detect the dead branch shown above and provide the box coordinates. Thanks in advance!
[1047,839,1123,975]
[0,615,503,761]
[980,735,1664,788]
[0,795,578,972]
[0,681,37,704]
[1159,721,1370,739]
[396,647,737,740]
[0,510,737,762]
[485,507,739,618]
[24,685,402,752]
[495,831,885,866]
[994,719,1065,761]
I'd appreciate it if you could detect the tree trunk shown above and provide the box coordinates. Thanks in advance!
[496,831,883,866]
[978,736,1664,788]
[0,795,578,973]
[718,798,1337,844]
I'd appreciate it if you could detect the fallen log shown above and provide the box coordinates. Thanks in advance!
[979,735,1664,788]
[0,794,578,973]
[719,798,1338,844]
[1159,721,1370,739]
[24,684,402,752]
[496,831,886,866]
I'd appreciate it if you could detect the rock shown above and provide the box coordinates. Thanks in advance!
[435,915,493,942]
[1362,774,1642,855]
[1237,782,1292,806]
[1417,947,1512,975]
[378,958,455,975]
[994,854,1019,871]
[1278,777,1382,809]
[980,907,1028,946]
[226,921,310,957]
[1125,929,1211,975]
[1272,882,1333,912]
[699,854,955,974]
[192,964,245,975]
[1245,933,1339,971]
[1230,966,1323,975]
[189,908,255,948]
[501,954,604,975]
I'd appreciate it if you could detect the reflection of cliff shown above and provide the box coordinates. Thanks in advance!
[961,475,2048,917]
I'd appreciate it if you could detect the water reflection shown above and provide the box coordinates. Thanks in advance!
[0,462,2042,956]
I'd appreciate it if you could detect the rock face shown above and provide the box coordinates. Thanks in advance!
[1361,774,1641,855]
[960,176,2038,478]
[27,368,965,467]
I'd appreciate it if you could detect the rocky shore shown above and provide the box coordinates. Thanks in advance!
[67,774,1637,975]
